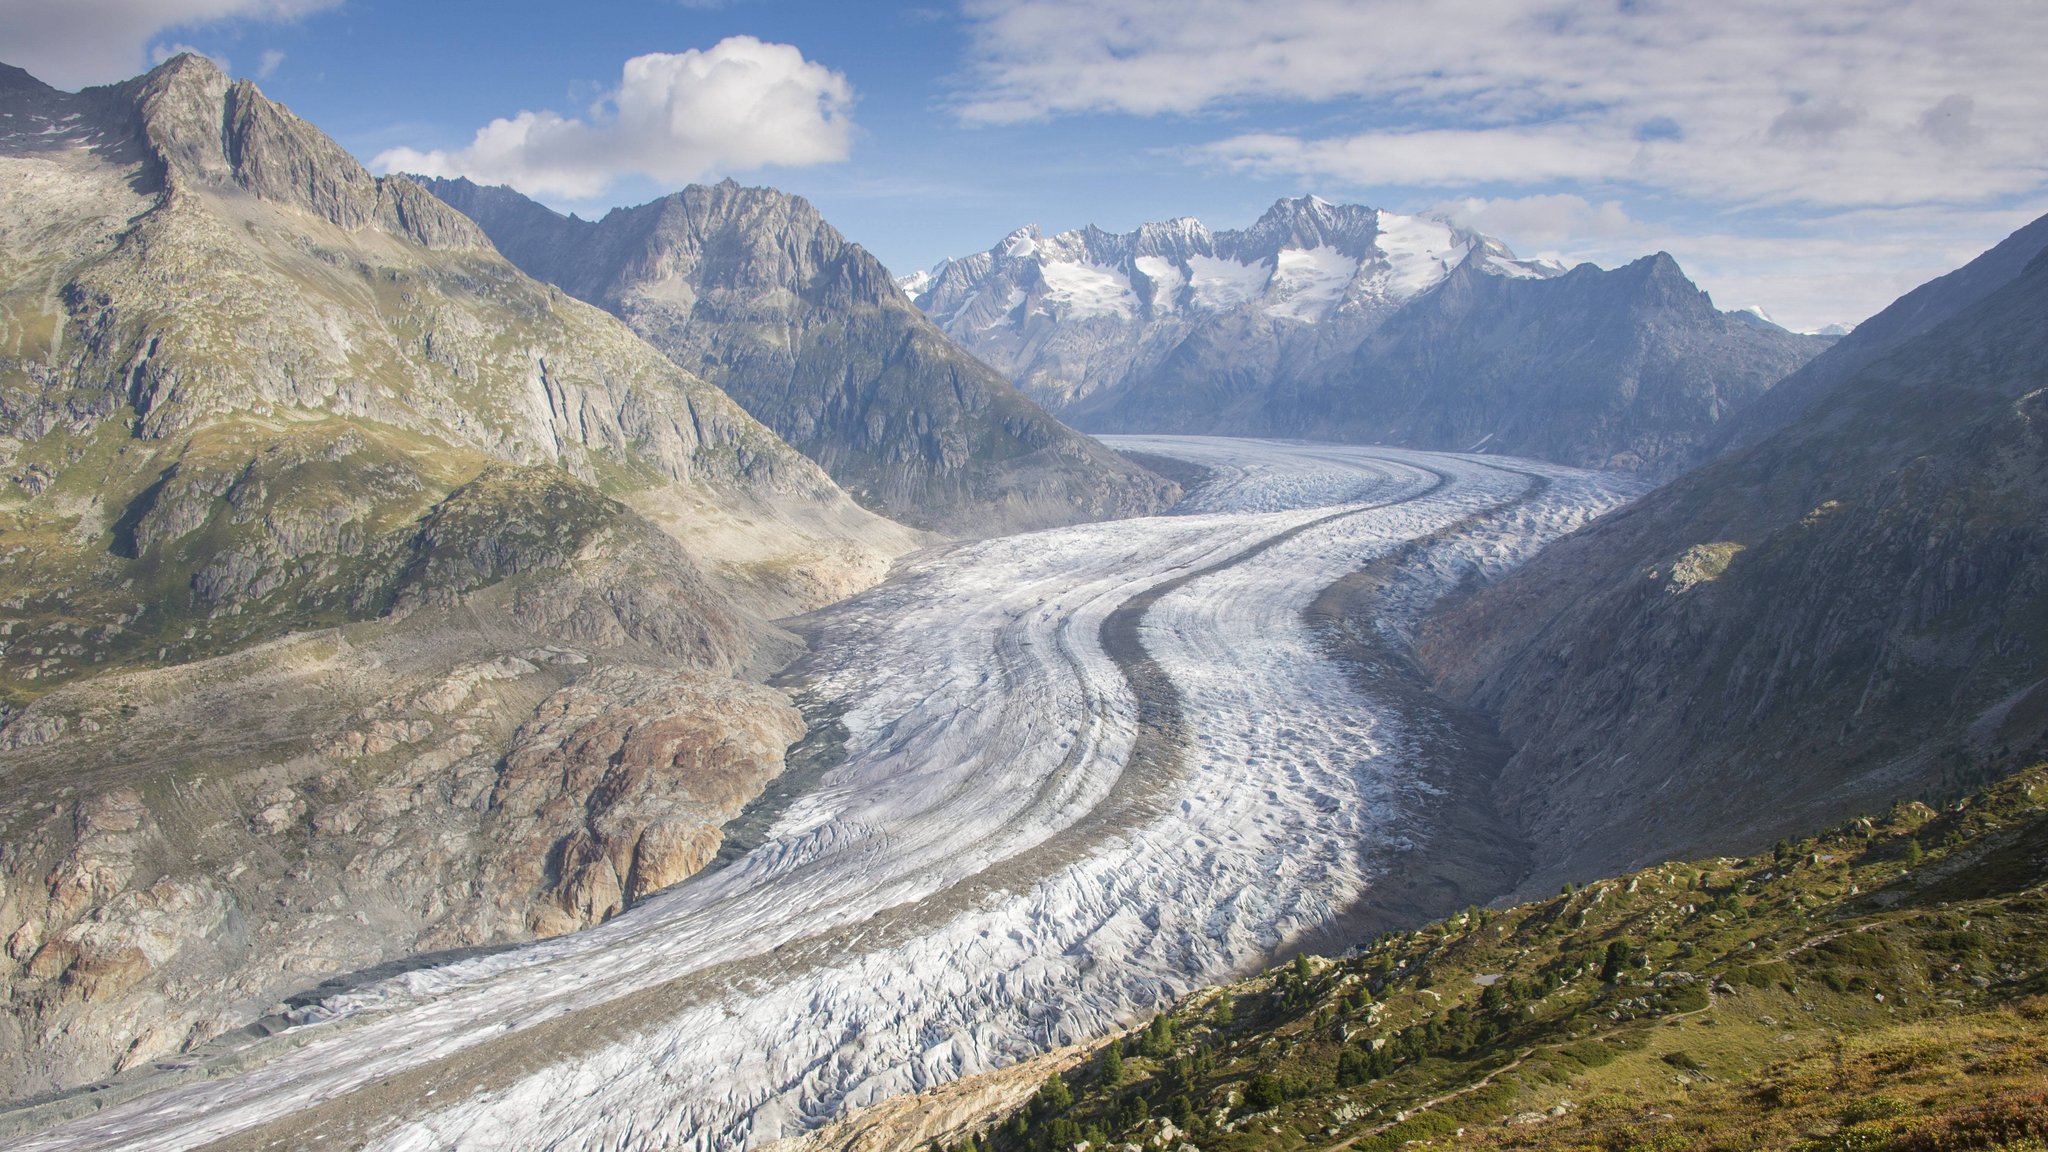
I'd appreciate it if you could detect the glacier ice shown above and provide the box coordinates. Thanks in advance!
[19,438,1644,1152]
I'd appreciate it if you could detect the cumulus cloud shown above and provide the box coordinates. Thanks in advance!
[0,0,336,89]
[374,37,855,200]
[957,0,2048,210]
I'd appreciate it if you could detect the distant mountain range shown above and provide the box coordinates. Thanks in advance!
[416,177,1178,536]
[908,199,1829,474]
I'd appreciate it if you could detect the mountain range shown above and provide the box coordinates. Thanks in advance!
[415,176,1177,536]
[3,43,2046,1141]
[909,200,1829,473]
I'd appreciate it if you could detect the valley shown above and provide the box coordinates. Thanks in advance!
[2,16,2043,1150]
[6,438,1639,1151]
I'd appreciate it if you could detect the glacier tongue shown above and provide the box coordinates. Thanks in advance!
[20,439,1643,1152]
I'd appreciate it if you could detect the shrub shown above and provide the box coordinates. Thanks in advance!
[1241,1072,1285,1112]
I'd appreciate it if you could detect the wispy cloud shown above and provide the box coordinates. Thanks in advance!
[956,0,2048,211]
[1429,195,2047,332]
[257,48,285,79]
[374,37,856,200]
[0,0,337,89]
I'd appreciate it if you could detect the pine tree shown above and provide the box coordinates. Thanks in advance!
[1600,939,1632,983]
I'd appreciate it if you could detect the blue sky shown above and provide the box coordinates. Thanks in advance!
[7,0,2047,331]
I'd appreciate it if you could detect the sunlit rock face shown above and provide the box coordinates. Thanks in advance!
[0,53,919,1101]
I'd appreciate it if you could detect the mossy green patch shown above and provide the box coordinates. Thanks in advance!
[973,766,2048,1152]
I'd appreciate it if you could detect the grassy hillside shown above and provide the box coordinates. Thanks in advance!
[972,766,2048,1152]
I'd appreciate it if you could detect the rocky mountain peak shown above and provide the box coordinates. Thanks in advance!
[132,52,235,188]
[0,61,54,95]
[121,54,485,250]
[1234,194,1386,259]
[1618,250,1716,313]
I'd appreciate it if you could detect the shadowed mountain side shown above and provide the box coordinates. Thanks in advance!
[1238,253,1828,474]
[1418,217,2048,896]
[1709,212,2048,456]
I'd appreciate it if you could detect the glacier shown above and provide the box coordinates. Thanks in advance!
[16,438,1644,1152]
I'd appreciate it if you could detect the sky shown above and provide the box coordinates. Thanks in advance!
[5,0,2047,332]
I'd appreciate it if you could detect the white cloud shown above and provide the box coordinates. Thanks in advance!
[1429,194,1637,251]
[257,49,286,79]
[958,1,2048,211]
[0,0,336,89]
[374,37,855,200]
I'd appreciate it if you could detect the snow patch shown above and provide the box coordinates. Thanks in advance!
[1263,246,1359,321]
[1373,211,1470,298]
[1133,255,1185,313]
[1039,260,1136,320]
[1187,253,1271,310]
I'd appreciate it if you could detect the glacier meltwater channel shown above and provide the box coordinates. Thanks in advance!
[21,438,1644,1152]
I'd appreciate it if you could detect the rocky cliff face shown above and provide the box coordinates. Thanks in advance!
[1417,215,2048,894]
[0,55,919,1099]
[910,200,1827,475]
[419,176,1179,536]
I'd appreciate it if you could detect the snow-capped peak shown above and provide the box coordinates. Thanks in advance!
[910,198,1557,357]
[1001,226,1042,260]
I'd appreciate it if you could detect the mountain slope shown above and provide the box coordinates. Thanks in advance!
[1417,214,2048,894]
[418,176,1178,535]
[1711,212,2048,455]
[0,55,917,1098]
[846,764,2048,1152]
[1247,252,1828,472]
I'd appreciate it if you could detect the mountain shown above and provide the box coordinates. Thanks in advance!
[1709,212,2048,456]
[833,764,2048,1152]
[1245,252,1830,471]
[1416,212,2048,895]
[0,55,918,1097]
[909,198,1826,474]
[908,197,1560,419]
[415,177,1179,536]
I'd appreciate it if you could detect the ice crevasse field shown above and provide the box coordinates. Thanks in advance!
[26,436,1646,1152]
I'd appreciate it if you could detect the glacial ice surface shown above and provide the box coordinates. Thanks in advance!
[21,438,1644,1152]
